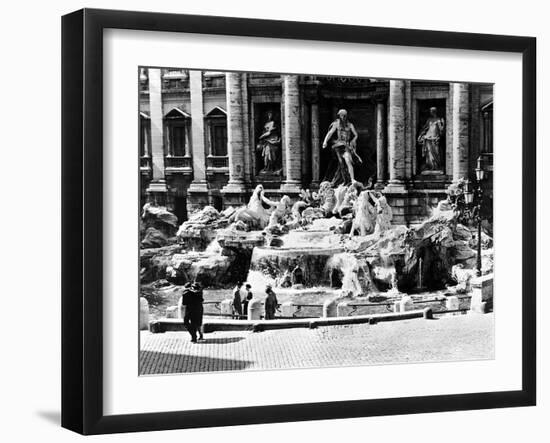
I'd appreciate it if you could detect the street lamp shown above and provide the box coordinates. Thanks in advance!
[464,187,474,205]
[466,158,486,276]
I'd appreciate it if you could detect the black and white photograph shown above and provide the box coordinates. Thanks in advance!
[2,0,546,440]
[138,69,495,375]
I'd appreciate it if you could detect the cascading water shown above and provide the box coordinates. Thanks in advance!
[326,252,365,296]
[205,239,222,254]
[246,228,345,290]
[247,243,344,288]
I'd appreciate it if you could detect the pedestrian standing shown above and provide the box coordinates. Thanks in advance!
[264,284,278,320]
[242,284,253,319]
[233,282,243,319]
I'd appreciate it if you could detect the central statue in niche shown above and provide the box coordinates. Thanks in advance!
[322,109,363,186]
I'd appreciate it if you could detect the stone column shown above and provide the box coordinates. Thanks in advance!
[375,99,387,183]
[221,72,247,205]
[281,75,302,193]
[310,102,321,186]
[187,70,208,212]
[300,99,310,183]
[386,80,407,191]
[483,111,493,153]
[188,70,208,194]
[451,83,470,182]
[146,68,168,204]
[241,74,252,184]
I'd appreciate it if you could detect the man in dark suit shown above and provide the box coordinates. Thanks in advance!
[183,281,204,343]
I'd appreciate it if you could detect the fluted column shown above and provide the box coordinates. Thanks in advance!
[451,83,470,182]
[310,102,320,186]
[281,75,302,193]
[221,72,247,201]
[146,68,167,203]
[375,99,387,183]
[188,70,208,193]
[386,80,407,191]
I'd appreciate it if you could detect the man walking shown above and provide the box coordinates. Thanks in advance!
[183,281,204,343]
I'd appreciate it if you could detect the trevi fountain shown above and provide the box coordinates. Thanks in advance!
[139,176,494,323]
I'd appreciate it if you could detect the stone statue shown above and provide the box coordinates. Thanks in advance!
[320,186,337,215]
[287,200,308,229]
[322,109,362,186]
[332,184,348,216]
[371,193,393,235]
[229,184,278,229]
[267,195,292,229]
[417,107,445,172]
[349,190,377,237]
[341,186,359,217]
[256,110,281,173]
[336,182,364,217]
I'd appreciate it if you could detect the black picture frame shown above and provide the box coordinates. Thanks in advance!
[62,8,536,435]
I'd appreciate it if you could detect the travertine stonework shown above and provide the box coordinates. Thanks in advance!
[139,70,492,224]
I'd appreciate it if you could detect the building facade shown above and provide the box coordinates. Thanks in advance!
[139,68,493,224]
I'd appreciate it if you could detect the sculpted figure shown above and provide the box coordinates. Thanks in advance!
[332,184,348,216]
[229,184,278,229]
[299,188,317,206]
[322,109,362,185]
[372,193,393,235]
[339,184,360,217]
[316,181,331,205]
[417,107,445,171]
[287,200,309,228]
[349,190,377,237]
[321,186,337,215]
[267,195,292,228]
[256,111,281,172]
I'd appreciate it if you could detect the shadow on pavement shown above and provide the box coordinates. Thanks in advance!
[140,351,252,374]
[198,337,245,345]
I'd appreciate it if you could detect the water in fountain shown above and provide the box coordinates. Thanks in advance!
[326,252,365,297]
[247,243,344,288]
[279,229,341,248]
[205,239,222,254]
[245,216,346,292]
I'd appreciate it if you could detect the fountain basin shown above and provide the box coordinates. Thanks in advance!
[279,230,342,248]
[248,245,345,288]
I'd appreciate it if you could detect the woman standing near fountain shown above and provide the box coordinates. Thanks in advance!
[233,282,244,319]
[264,284,278,320]
[242,284,253,318]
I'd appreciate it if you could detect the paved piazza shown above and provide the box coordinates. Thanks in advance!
[140,314,494,375]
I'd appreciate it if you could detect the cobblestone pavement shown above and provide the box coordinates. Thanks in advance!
[139,313,494,374]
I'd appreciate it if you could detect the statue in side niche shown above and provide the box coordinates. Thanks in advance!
[417,106,445,172]
[257,110,281,173]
